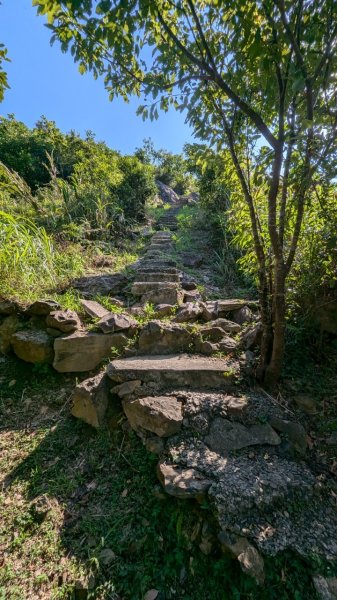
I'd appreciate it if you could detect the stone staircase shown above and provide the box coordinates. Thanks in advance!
[70,205,337,586]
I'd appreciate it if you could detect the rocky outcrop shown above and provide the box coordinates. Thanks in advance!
[46,310,82,333]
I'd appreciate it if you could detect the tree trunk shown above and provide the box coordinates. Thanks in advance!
[264,260,286,387]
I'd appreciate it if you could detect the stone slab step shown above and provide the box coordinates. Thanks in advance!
[106,354,240,389]
[136,267,179,274]
[139,260,177,268]
[135,272,180,282]
[131,281,178,296]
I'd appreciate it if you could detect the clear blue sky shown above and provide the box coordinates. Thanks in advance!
[0,0,195,154]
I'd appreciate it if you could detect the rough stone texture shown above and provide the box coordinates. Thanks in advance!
[71,372,110,428]
[80,299,110,319]
[206,318,241,334]
[111,379,142,398]
[53,331,129,372]
[139,260,177,269]
[174,303,203,323]
[123,395,183,437]
[204,418,281,455]
[157,462,212,499]
[132,281,177,296]
[72,273,127,297]
[293,394,318,415]
[241,323,263,349]
[46,327,63,338]
[269,417,307,455]
[141,287,183,306]
[106,354,239,390]
[182,254,203,268]
[199,326,230,343]
[218,532,265,585]
[11,330,54,364]
[46,310,82,333]
[136,272,179,283]
[156,180,180,204]
[183,290,202,303]
[26,299,61,315]
[0,299,19,315]
[0,315,21,354]
[154,304,174,318]
[313,576,337,600]
[138,321,193,355]
[97,313,138,334]
[232,306,253,325]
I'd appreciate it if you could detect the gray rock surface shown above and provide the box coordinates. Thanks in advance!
[71,372,110,428]
[11,330,53,364]
[123,395,183,437]
[53,331,129,372]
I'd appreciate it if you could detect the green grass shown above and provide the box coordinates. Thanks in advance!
[0,356,322,600]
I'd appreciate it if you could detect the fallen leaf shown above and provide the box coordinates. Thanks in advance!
[8,380,16,387]
[121,489,128,498]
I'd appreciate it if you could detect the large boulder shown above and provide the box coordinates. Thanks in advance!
[11,330,54,364]
[138,320,193,354]
[141,287,183,306]
[156,180,180,204]
[0,298,19,315]
[53,331,129,372]
[123,395,183,437]
[71,273,127,297]
[71,372,110,428]
[46,310,81,333]
[174,303,203,323]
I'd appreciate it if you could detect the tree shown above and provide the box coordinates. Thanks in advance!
[34,0,337,384]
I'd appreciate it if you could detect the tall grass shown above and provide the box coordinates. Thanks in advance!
[0,211,84,300]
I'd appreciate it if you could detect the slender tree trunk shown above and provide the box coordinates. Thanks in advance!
[264,260,286,386]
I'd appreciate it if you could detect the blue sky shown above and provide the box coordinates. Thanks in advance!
[0,0,194,154]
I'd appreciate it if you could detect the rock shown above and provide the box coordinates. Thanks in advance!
[199,326,229,343]
[157,462,212,499]
[136,272,179,283]
[313,576,337,600]
[0,298,19,315]
[205,418,281,455]
[182,254,203,268]
[46,310,81,333]
[97,313,138,334]
[217,299,256,313]
[131,281,177,296]
[184,290,202,303]
[138,320,193,354]
[241,322,263,349]
[201,301,218,321]
[269,417,307,455]
[106,354,240,390]
[141,287,182,306]
[123,395,183,437]
[145,436,165,455]
[207,318,241,334]
[46,327,63,338]
[53,331,129,372]
[11,330,53,364]
[80,299,110,319]
[72,273,127,297]
[232,306,253,325]
[293,394,318,415]
[154,304,174,318]
[111,379,142,398]
[217,337,238,352]
[26,299,61,315]
[195,340,218,355]
[0,315,21,354]
[71,372,110,428]
[174,303,203,323]
[181,279,198,291]
[156,180,180,204]
[226,396,248,416]
[219,532,265,585]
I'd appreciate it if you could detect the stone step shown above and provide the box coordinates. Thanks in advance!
[131,281,178,296]
[135,272,180,283]
[136,267,179,275]
[139,260,177,268]
[107,354,240,390]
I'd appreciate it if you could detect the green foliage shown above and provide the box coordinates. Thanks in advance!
[0,211,83,300]
[0,42,9,102]
[136,138,196,195]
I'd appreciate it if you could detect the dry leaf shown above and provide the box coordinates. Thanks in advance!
[144,590,159,600]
